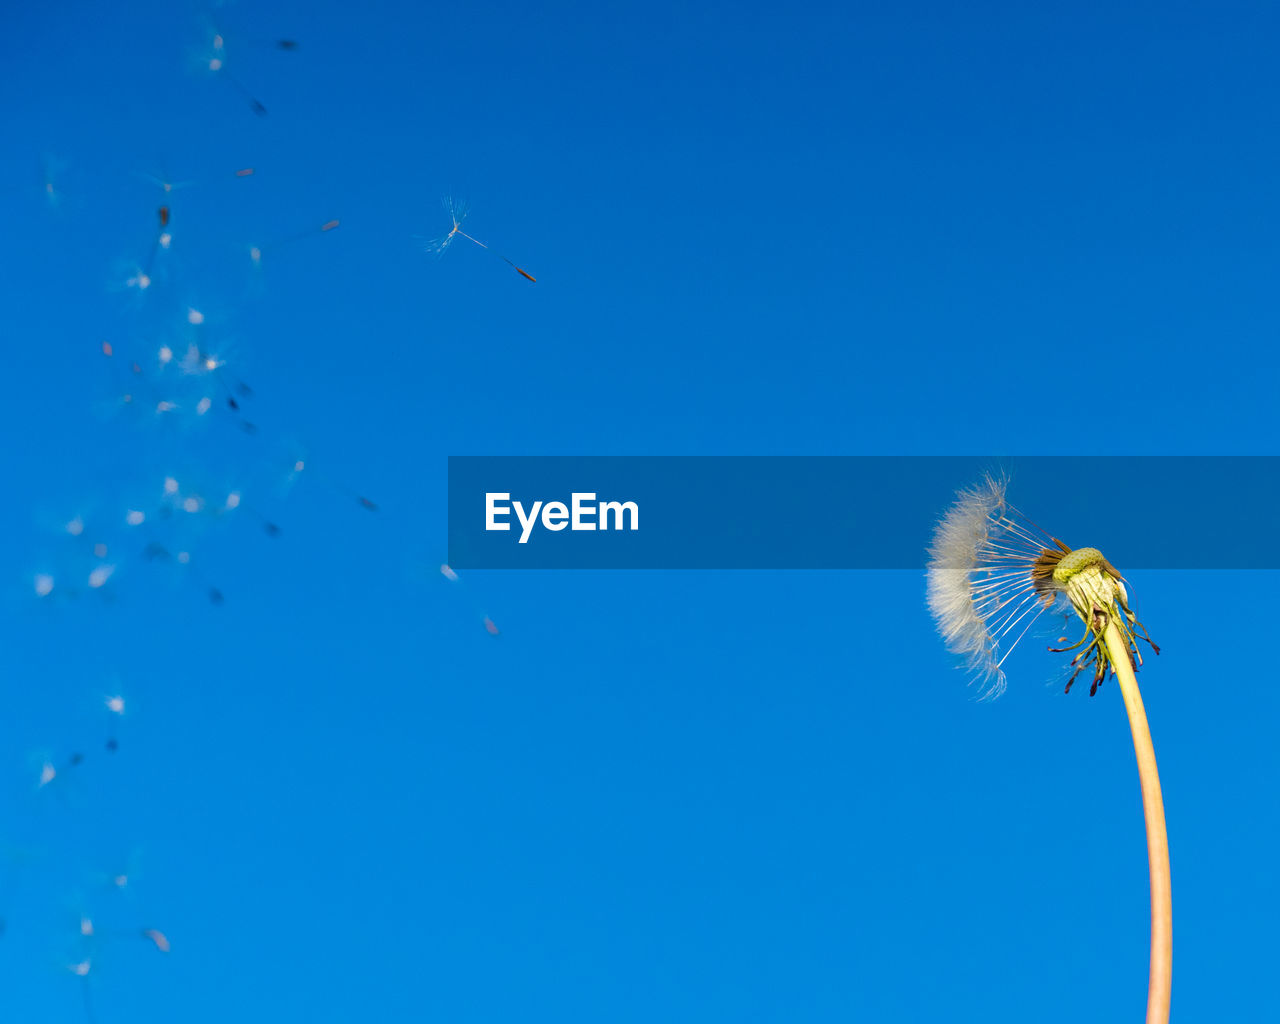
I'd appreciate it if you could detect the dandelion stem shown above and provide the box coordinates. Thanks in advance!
[1103,618,1172,1024]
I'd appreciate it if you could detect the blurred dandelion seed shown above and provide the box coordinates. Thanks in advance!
[424,197,537,282]
[140,926,171,952]
[926,475,1171,1024]
[87,565,114,589]
[248,218,339,268]
[202,31,268,116]
[440,564,501,635]
[141,928,171,953]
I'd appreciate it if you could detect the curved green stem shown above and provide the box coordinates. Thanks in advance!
[1103,620,1172,1024]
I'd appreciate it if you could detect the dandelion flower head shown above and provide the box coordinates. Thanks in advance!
[927,475,1156,698]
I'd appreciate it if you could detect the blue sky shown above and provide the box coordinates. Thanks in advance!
[1,1,1276,1020]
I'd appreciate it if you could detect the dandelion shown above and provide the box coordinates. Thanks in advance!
[927,475,1171,1024]
[424,197,537,282]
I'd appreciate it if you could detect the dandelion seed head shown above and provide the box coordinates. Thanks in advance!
[926,475,1066,698]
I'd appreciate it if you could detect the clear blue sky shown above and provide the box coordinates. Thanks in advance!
[1,1,1276,1020]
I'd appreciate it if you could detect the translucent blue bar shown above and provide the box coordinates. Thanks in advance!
[447,456,1279,569]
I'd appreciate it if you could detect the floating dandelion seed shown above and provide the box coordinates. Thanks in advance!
[203,31,268,115]
[138,166,254,193]
[87,565,114,589]
[34,573,55,596]
[926,475,1171,1024]
[440,564,501,635]
[425,197,536,282]
[248,218,339,268]
[282,451,378,513]
[137,170,196,194]
[106,696,125,714]
[141,928,171,953]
